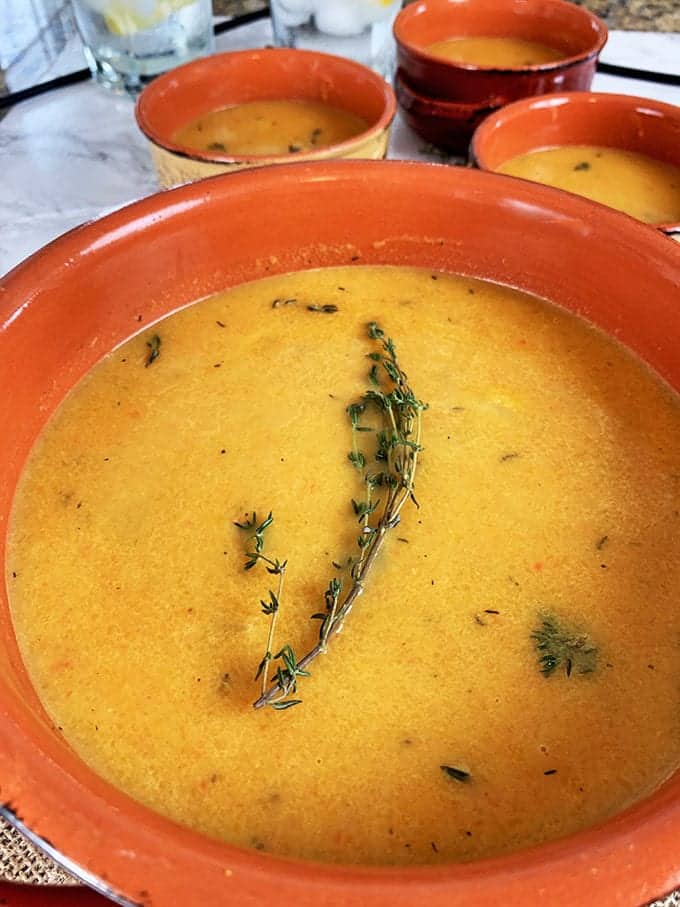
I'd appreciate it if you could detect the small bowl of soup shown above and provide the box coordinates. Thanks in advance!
[135,47,396,187]
[393,0,607,152]
[471,91,680,237]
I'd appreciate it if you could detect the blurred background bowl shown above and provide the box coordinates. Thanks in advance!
[393,0,607,153]
[135,47,397,188]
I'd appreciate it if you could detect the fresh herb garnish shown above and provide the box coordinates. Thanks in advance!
[307,304,339,314]
[531,613,598,677]
[234,512,303,707]
[246,322,427,711]
[145,334,161,367]
[441,765,470,783]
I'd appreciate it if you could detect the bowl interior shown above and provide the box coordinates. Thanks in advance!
[471,92,680,170]
[135,48,394,158]
[1,162,680,907]
[394,0,606,65]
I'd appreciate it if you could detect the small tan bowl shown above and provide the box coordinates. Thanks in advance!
[135,48,397,187]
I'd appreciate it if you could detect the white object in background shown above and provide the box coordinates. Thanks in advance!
[270,0,402,77]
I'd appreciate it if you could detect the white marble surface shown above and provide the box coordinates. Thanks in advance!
[0,19,679,276]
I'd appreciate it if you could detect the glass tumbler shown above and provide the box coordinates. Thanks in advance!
[70,0,215,95]
[270,0,403,80]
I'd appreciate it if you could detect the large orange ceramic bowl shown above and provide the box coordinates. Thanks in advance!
[1,161,680,907]
[135,48,396,188]
[471,91,680,237]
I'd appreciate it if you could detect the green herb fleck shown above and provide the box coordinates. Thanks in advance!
[207,141,226,152]
[307,304,339,313]
[441,765,470,783]
[531,613,598,678]
[145,334,161,367]
[573,161,591,171]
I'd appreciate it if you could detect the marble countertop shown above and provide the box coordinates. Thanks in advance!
[1,18,679,276]
[214,0,680,31]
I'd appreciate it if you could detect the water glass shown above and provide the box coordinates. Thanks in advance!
[270,0,403,80]
[70,0,215,95]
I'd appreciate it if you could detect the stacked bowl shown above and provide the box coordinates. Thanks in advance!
[393,0,608,154]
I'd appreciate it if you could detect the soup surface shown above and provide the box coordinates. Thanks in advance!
[7,267,680,866]
[425,36,563,67]
[497,145,680,224]
[172,99,368,156]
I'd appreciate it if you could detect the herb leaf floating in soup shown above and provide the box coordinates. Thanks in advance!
[8,266,680,866]
[145,333,161,367]
[532,613,598,677]
[237,322,427,711]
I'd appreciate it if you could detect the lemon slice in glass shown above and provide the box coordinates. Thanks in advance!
[103,0,195,36]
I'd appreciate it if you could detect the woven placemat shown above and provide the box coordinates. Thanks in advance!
[0,816,75,885]
[2,811,679,903]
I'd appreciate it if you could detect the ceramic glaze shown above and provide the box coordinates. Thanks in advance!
[7,265,680,867]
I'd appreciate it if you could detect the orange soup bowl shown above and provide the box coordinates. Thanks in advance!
[470,91,680,237]
[135,48,397,187]
[2,161,680,907]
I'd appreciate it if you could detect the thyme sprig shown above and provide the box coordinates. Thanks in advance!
[531,613,598,678]
[234,512,302,705]
[249,322,427,711]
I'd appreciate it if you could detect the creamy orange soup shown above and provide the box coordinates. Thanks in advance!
[497,145,680,224]
[172,99,368,156]
[7,266,680,866]
[425,36,564,67]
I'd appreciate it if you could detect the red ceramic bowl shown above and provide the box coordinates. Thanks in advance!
[1,162,680,907]
[394,0,607,103]
[395,68,500,154]
[471,91,680,236]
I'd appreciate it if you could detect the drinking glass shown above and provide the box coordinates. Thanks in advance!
[270,0,403,79]
[70,0,215,95]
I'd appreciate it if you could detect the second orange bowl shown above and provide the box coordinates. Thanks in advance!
[135,48,397,187]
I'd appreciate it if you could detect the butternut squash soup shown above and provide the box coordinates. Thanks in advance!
[7,266,680,866]
[425,36,564,67]
[172,100,369,156]
[497,145,680,224]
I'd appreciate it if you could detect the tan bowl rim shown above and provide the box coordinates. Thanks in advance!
[393,0,608,74]
[134,47,397,166]
[469,90,680,232]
